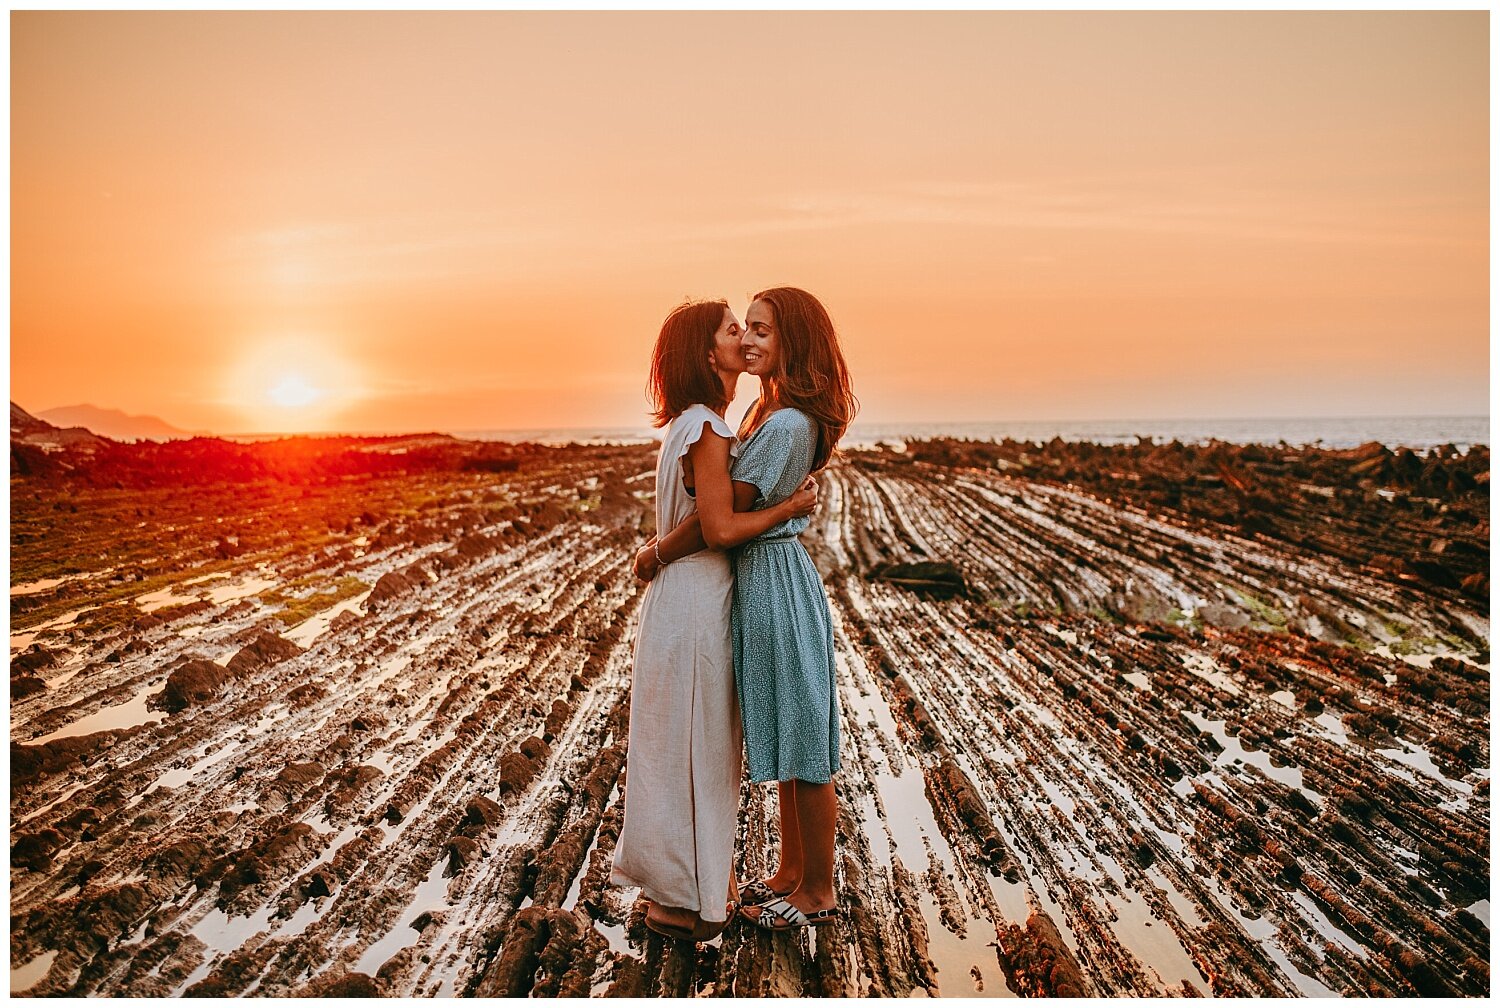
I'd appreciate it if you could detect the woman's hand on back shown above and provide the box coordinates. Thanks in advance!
[787,475,819,518]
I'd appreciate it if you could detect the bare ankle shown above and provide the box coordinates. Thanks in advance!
[789,887,835,910]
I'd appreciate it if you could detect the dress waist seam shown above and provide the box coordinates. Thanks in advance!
[742,534,802,547]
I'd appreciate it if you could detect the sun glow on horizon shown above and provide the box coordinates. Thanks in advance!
[10,12,1488,431]
[224,335,367,432]
[268,372,323,409]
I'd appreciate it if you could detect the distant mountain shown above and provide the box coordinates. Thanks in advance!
[36,404,205,442]
[10,401,55,438]
[10,401,109,452]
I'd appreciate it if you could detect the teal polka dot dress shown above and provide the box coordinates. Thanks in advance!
[730,408,841,784]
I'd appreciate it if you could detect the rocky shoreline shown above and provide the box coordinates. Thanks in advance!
[9,433,1489,996]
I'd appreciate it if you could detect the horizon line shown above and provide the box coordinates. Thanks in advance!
[204,411,1489,440]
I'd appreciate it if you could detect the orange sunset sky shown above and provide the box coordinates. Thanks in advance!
[10,10,1489,435]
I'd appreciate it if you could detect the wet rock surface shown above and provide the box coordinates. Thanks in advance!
[9,435,1489,996]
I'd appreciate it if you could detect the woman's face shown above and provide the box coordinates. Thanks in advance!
[741,300,779,377]
[709,307,746,373]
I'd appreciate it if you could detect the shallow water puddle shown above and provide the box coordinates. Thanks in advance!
[10,606,90,653]
[173,900,279,994]
[1312,711,1350,745]
[834,645,1010,997]
[1180,654,1241,696]
[563,782,620,911]
[285,590,371,649]
[12,575,82,596]
[30,685,163,745]
[1375,739,1468,791]
[1285,887,1372,963]
[1142,866,1205,928]
[11,949,58,992]
[1101,890,1207,990]
[182,571,231,586]
[147,739,241,794]
[354,858,451,976]
[253,702,291,735]
[1205,881,1338,997]
[137,573,278,613]
[1184,711,1319,803]
[277,896,330,940]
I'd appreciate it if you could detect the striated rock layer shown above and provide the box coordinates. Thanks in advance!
[9,436,1488,997]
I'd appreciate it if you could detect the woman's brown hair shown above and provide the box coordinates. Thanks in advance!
[739,287,857,471]
[646,299,730,428]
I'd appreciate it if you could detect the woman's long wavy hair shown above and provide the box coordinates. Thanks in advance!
[739,287,857,472]
[646,299,730,428]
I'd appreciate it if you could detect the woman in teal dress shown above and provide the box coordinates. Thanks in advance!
[641,287,857,931]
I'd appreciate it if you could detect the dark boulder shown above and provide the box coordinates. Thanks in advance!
[447,836,481,872]
[157,658,229,712]
[869,561,968,600]
[464,795,504,830]
[12,676,47,700]
[12,828,66,872]
[225,631,304,677]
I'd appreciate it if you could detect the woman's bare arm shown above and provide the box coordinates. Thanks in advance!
[633,424,814,580]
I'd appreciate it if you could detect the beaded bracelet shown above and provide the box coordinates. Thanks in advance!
[653,541,669,568]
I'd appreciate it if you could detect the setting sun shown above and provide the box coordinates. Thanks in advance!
[223,335,366,432]
[268,373,322,409]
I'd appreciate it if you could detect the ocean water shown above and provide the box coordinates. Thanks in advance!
[454,415,1489,454]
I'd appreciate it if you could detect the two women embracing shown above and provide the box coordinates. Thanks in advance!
[609,286,857,941]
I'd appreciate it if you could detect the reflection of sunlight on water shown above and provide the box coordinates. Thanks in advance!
[354,858,450,976]
[11,575,76,596]
[281,896,328,938]
[285,590,370,649]
[183,571,232,586]
[1206,881,1338,997]
[137,573,278,613]
[563,783,619,910]
[1180,654,1241,696]
[31,685,162,745]
[1375,739,1468,792]
[11,606,88,653]
[1143,866,1204,927]
[1312,711,1349,745]
[173,901,278,995]
[10,948,58,993]
[1286,888,1371,963]
[1101,890,1205,989]
[147,740,241,795]
[1185,711,1321,803]
[834,645,1008,997]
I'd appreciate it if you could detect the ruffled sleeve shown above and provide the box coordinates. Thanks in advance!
[674,405,740,467]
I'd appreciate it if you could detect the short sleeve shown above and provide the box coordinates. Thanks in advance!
[674,406,740,467]
[732,412,815,505]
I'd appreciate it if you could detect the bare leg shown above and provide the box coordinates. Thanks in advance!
[763,780,803,894]
[785,778,836,913]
